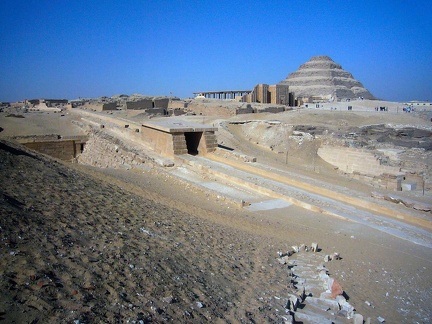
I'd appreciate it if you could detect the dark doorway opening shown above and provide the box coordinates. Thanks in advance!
[184,132,202,155]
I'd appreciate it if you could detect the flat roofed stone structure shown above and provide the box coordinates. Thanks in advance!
[141,120,218,157]
[15,135,88,161]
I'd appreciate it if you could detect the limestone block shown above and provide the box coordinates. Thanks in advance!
[311,242,318,252]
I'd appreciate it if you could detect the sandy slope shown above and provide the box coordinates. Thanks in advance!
[1,140,431,323]
[0,140,299,323]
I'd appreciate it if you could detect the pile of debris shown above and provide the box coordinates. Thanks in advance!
[276,243,372,324]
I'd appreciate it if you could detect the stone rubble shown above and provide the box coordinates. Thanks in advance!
[276,243,369,323]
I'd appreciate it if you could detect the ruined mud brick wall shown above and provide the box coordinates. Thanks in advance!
[168,108,187,116]
[101,102,117,111]
[186,102,254,117]
[186,103,237,117]
[376,173,403,191]
[126,99,153,110]
[167,100,187,109]
[145,107,166,115]
[153,98,169,108]
[236,105,255,114]
[82,102,117,111]
[23,140,79,161]
[254,106,285,113]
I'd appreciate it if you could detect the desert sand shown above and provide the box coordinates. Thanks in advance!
[0,102,431,323]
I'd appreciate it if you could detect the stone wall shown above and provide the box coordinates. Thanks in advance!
[317,146,411,190]
[168,100,187,109]
[82,102,117,111]
[140,126,180,157]
[126,99,153,110]
[146,108,166,115]
[140,126,217,157]
[186,101,255,117]
[252,84,269,103]
[153,98,169,108]
[317,146,402,177]
[186,103,238,117]
[168,108,187,116]
[254,106,285,113]
[199,131,218,154]
[268,84,290,105]
[23,140,81,161]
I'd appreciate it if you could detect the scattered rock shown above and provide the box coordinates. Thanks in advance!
[162,296,174,304]
[286,294,299,311]
[5,114,25,118]
[311,242,318,252]
[279,244,360,322]
[330,279,343,298]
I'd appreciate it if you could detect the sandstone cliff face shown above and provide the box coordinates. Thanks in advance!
[279,56,375,100]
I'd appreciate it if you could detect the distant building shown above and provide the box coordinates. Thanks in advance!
[82,101,118,111]
[194,83,295,106]
[27,99,68,107]
[244,83,292,106]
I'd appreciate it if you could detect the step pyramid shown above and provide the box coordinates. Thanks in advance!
[278,55,375,101]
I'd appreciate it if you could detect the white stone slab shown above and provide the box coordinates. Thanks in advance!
[245,199,292,211]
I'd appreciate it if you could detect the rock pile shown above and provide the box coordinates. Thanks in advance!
[77,130,147,169]
[277,243,368,323]
[278,56,375,101]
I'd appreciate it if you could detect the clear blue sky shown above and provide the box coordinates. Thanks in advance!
[1,0,431,102]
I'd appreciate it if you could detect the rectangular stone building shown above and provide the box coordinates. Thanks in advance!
[246,83,290,105]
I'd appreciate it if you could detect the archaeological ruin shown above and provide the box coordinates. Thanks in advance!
[140,120,218,157]
[278,55,375,103]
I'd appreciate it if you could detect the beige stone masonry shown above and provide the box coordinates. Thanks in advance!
[318,146,401,177]
[141,120,218,157]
